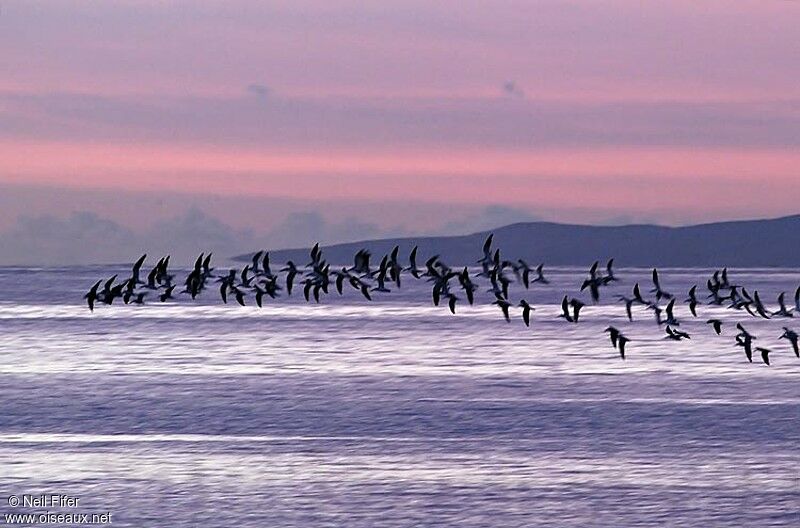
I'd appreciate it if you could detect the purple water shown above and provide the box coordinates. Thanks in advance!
[0,266,798,526]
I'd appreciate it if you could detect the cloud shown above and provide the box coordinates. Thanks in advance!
[0,207,399,265]
[263,211,387,248]
[438,205,541,235]
[4,90,799,150]
[502,80,525,98]
[0,211,137,265]
[246,83,271,99]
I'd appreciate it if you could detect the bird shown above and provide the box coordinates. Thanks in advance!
[281,261,299,295]
[254,286,268,307]
[605,326,629,359]
[706,319,723,335]
[780,328,799,358]
[605,326,620,347]
[530,264,549,285]
[664,299,679,325]
[735,324,757,362]
[233,287,246,306]
[685,286,700,317]
[84,280,102,312]
[457,268,476,305]
[359,283,372,301]
[493,296,512,322]
[581,276,601,303]
[130,254,147,285]
[752,291,771,319]
[771,293,794,318]
[795,285,800,312]
[617,295,636,322]
[617,334,630,360]
[755,347,771,366]
[250,250,264,274]
[406,246,421,279]
[518,300,534,327]
[477,234,494,276]
[602,259,619,284]
[445,293,458,314]
[333,268,349,295]
[570,298,585,323]
[650,268,673,301]
[559,296,574,323]
[159,285,175,302]
[260,252,273,278]
[632,283,647,305]
[581,261,603,302]
[515,260,533,288]
[664,325,690,341]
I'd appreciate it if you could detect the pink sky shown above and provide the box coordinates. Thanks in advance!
[1,0,799,230]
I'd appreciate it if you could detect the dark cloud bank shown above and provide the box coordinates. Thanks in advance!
[0,206,538,265]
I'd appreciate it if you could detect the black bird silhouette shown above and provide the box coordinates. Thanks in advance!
[559,296,574,323]
[281,261,299,295]
[616,295,636,322]
[333,268,349,295]
[771,292,793,318]
[457,267,476,305]
[130,254,147,285]
[445,293,458,314]
[605,326,629,359]
[493,295,511,322]
[531,264,549,285]
[250,250,264,274]
[130,292,147,305]
[735,324,756,362]
[617,334,630,359]
[406,246,421,279]
[570,298,585,323]
[84,280,102,312]
[200,253,214,279]
[581,276,601,303]
[632,283,647,305]
[755,347,771,366]
[518,299,534,327]
[650,268,673,301]
[260,252,272,277]
[780,328,799,358]
[159,285,175,302]
[706,319,723,335]
[664,325,690,341]
[477,234,494,276]
[685,286,700,317]
[359,283,372,301]
[581,261,603,302]
[233,287,246,306]
[602,259,618,284]
[605,326,620,347]
[752,291,771,319]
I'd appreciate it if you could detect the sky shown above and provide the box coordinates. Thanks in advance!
[1,1,799,263]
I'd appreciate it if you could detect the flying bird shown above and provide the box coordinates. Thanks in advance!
[605,326,629,359]
[706,319,723,335]
[780,328,799,358]
[84,280,102,312]
[518,299,534,327]
[755,347,771,366]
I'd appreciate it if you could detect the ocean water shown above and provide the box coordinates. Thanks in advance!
[0,266,798,527]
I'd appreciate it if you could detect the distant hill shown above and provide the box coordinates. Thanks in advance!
[234,215,800,268]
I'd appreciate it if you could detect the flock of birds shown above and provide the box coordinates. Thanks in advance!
[84,235,800,366]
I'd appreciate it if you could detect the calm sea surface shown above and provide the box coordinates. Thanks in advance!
[0,266,798,527]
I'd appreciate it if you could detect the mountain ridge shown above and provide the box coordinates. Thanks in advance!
[233,214,800,267]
